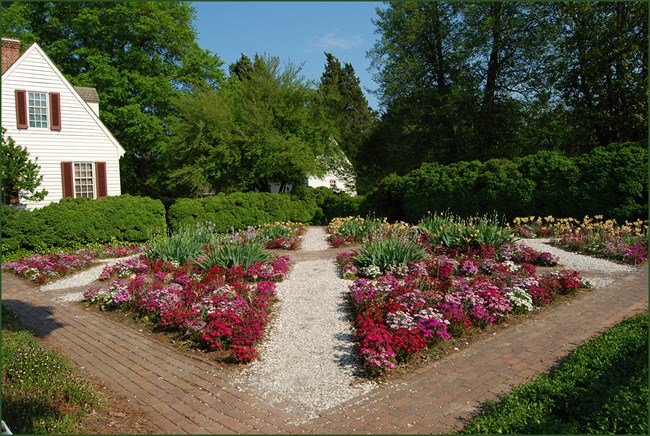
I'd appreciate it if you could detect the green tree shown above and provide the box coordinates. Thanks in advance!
[1,129,48,205]
[318,53,376,168]
[459,2,555,159]
[1,1,225,197]
[551,2,648,152]
[363,1,480,188]
[164,54,340,196]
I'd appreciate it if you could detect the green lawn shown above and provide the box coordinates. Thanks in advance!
[1,305,99,434]
[461,313,648,434]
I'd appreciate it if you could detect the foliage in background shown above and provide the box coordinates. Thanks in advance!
[167,191,318,232]
[291,186,364,225]
[365,141,647,223]
[1,128,48,205]
[461,314,648,434]
[1,195,166,260]
[164,54,342,196]
[2,305,99,434]
[359,2,646,188]
[317,52,377,171]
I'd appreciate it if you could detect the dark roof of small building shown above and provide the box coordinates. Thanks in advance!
[74,86,99,103]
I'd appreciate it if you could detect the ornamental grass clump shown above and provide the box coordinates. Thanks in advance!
[418,212,515,250]
[196,241,270,270]
[353,237,425,277]
[146,225,214,265]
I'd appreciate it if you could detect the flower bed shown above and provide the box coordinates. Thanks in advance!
[332,215,588,376]
[511,215,648,265]
[343,249,586,376]
[84,252,291,363]
[2,245,142,284]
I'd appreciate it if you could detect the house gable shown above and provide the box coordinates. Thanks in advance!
[2,42,125,156]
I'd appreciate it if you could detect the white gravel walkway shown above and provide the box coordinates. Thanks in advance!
[520,238,634,288]
[233,227,375,423]
[41,255,139,302]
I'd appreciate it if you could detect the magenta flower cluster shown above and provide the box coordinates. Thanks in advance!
[84,254,291,362]
[3,252,97,284]
[343,245,587,376]
[3,245,141,284]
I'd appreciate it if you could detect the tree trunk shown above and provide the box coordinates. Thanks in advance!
[480,2,503,157]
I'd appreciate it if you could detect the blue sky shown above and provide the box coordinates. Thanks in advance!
[191,1,385,111]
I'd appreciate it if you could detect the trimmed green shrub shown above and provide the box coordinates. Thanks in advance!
[367,141,647,224]
[575,141,648,222]
[167,191,319,232]
[360,173,406,222]
[1,195,166,259]
[516,150,582,218]
[292,186,364,224]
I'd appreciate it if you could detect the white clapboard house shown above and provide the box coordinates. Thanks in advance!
[1,37,124,210]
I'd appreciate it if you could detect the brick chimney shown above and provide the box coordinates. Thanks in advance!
[2,38,22,74]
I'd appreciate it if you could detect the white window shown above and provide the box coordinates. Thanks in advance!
[330,179,338,191]
[74,162,94,198]
[28,92,48,128]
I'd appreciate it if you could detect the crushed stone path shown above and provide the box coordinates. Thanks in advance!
[1,229,647,434]
[233,227,375,423]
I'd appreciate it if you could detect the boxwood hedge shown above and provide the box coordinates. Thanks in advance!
[167,191,321,232]
[1,195,166,258]
[366,141,647,223]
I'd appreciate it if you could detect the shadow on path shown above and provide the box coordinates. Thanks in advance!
[2,299,66,338]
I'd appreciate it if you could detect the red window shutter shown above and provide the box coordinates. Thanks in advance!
[15,90,28,129]
[61,162,74,198]
[50,93,61,131]
[96,162,108,198]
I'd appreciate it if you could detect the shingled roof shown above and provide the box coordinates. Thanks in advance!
[74,86,100,104]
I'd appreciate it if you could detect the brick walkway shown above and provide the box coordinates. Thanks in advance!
[2,246,647,434]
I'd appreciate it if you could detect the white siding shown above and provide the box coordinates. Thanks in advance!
[307,172,357,196]
[1,44,123,210]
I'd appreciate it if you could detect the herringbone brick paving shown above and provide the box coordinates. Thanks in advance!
[1,237,647,434]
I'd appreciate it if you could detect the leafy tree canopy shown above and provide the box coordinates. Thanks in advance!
[163,54,342,197]
[362,1,647,187]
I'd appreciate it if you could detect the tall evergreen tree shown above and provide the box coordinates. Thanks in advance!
[318,52,375,169]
